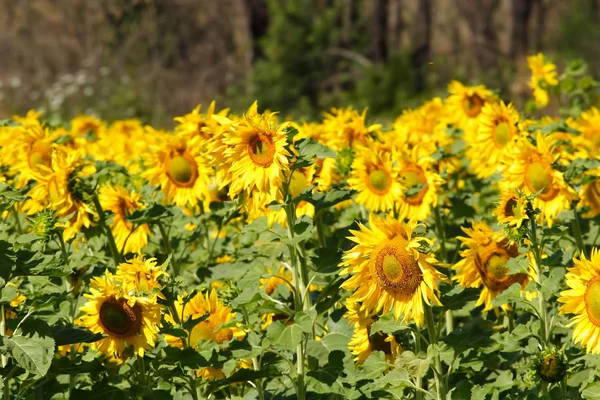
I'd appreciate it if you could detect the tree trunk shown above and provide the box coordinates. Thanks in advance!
[411,0,431,92]
[245,0,269,62]
[370,0,389,62]
[510,0,535,59]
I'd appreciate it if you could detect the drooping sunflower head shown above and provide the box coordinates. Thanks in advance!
[347,147,402,213]
[453,222,530,311]
[340,215,446,326]
[446,81,496,131]
[260,266,292,296]
[533,347,567,383]
[78,272,162,359]
[558,248,600,354]
[494,190,529,228]
[114,255,168,298]
[143,134,211,208]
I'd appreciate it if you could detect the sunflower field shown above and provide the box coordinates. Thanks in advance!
[0,53,600,400]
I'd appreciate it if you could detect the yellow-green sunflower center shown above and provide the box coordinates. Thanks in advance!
[526,162,552,194]
[494,122,512,147]
[477,246,527,292]
[99,298,142,338]
[368,169,391,194]
[248,134,276,167]
[585,276,600,326]
[464,94,484,118]
[168,155,193,184]
[373,244,423,295]
[486,254,509,279]
[399,168,428,206]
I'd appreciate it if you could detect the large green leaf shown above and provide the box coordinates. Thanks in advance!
[5,334,55,376]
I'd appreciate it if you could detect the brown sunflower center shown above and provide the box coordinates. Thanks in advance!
[494,122,512,147]
[373,244,423,295]
[464,94,484,118]
[213,328,234,344]
[99,298,142,338]
[368,169,391,195]
[585,276,600,326]
[248,134,276,167]
[368,331,392,355]
[399,168,428,206]
[504,197,517,218]
[476,246,527,292]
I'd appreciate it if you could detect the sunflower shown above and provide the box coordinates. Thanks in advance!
[396,149,444,221]
[322,107,381,151]
[347,147,402,213]
[165,289,245,349]
[210,102,291,198]
[78,271,162,359]
[28,145,96,240]
[260,266,293,296]
[453,222,531,311]
[579,169,600,217]
[345,298,402,364]
[500,134,577,227]
[527,53,559,107]
[558,248,600,354]
[114,255,168,298]
[494,190,529,228]
[568,107,600,158]
[99,185,151,254]
[143,134,212,208]
[339,215,446,326]
[174,101,229,143]
[468,101,522,178]
[445,81,496,132]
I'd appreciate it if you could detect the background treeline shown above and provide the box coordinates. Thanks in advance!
[0,0,599,125]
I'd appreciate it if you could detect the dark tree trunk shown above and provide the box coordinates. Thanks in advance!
[533,0,545,51]
[411,0,431,92]
[245,0,269,61]
[510,0,535,59]
[456,0,501,70]
[370,0,389,62]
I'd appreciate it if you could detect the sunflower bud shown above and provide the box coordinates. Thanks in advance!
[30,210,59,241]
[534,347,567,383]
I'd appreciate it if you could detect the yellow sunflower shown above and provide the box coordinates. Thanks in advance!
[453,222,531,311]
[339,215,446,326]
[28,145,96,240]
[568,107,600,158]
[174,101,229,142]
[500,134,577,227]
[396,149,444,221]
[210,102,291,198]
[78,271,162,359]
[143,134,212,208]
[347,147,402,213]
[558,248,600,354]
[527,53,559,107]
[494,190,529,228]
[114,255,168,298]
[468,101,522,178]
[345,298,402,364]
[322,107,381,151]
[445,81,496,132]
[580,169,600,217]
[260,266,292,296]
[99,185,151,254]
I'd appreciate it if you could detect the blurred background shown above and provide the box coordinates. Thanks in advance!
[1,0,599,126]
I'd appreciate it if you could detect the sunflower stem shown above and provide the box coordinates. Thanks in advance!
[413,332,424,400]
[91,194,123,265]
[528,211,550,348]
[315,210,326,248]
[1,304,8,369]
[424,304,446,400]
[434,205,453,336]
[572,210,587,259]
[157,221,180,277]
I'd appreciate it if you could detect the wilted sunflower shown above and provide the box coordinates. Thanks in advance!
[114,255,168,298]
[446,81,496,132]
[494,190,529,228]
[345,298,402,364]
[28,146,96,240]
[99,185,151,254]
[78,272,161,359]
[340,215,446,326]
[527,53,558,107]
[396,149,443,221]
[143,134,212,208]
[453,222,530,311]
[558,248,600,354]
[500,134,577,227]
[347,147,402,213]
[469,101,521,178]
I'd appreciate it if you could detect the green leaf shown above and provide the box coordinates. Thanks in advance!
[396,351,431,378]
[5,334,55,376]
[320,332,351,353]
[583,384,600,399]
[491,283,522,308]
[0,284,18,305]
[307,350,345,384]
[50,325,104,346]
[293,138,336,169]
[126,203,172,224]
[308,188,355,211]
[505,255,529,274]
[312,246,341,274]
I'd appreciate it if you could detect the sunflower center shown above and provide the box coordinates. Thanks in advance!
[399,168,428,205]
[99,298,142,338]
[504,197,517,218]
[368,331,392,355]
[168,155,193,184]
[248,134,276,167]
[486,254,509,279]
[525,162,552,194]
[368,169,391,194]
[494,122,512,147]
[464,94,484,118]
[477,246,527,292]
[213,328,234,344]
[372,244,423,295]
[585,276,600,326]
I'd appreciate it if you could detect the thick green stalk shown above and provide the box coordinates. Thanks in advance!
[1,304,8,369]
[424,305,446,400]
[315,211,326,248]
[529,216,549,347]
[572,210,587,258]
[434,205,453,335]
[157,221,181,277]
[91,194,123,265]
[414,332,424,400]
